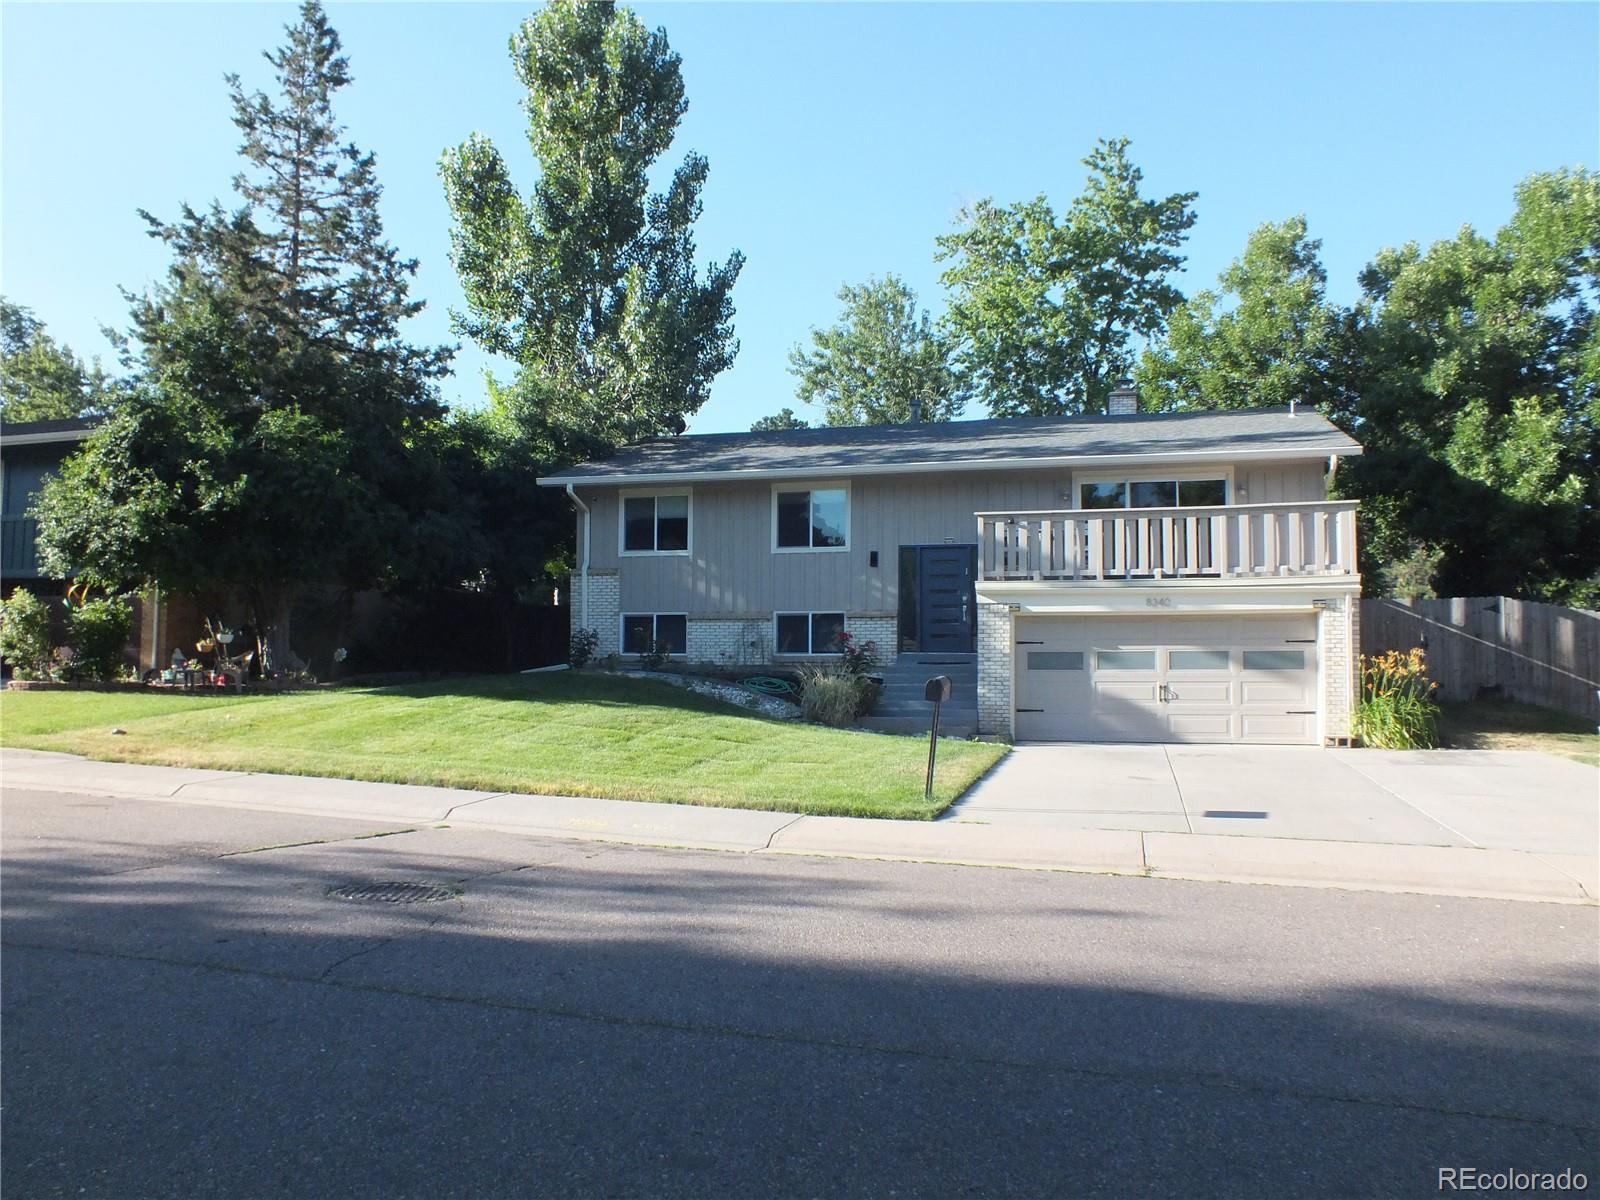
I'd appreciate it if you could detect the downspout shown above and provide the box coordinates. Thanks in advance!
[566,485,591,630]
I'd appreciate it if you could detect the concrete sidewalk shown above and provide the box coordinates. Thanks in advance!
[2,748,1593,904]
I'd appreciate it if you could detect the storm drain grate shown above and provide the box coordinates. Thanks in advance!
[1201,810,1269,820]
[328,881,462,904]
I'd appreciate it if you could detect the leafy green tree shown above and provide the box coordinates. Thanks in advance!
[1135,217,1344,413]
[441,0,743,461]
[788,275,966,425]
[0,299,113,422]
[1339,168,1599,599]
[751,408,808,431]
[937,137,1197,416]
[35,1,462,672]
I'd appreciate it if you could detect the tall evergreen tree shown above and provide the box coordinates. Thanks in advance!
[36,1,460,673]
[788,275,967,425]
[937,138,1197,416]
[440,0,743,461]
[0,298,114,422]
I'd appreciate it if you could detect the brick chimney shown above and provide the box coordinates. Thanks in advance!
[1107,378,1138,416]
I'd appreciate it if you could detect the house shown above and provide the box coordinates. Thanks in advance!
[1,417,97,596]
[0,417,184,677]
[538,386,1364,745]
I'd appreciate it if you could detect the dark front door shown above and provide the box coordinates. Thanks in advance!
[917,545,976,652]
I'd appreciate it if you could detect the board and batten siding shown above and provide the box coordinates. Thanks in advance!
[576,458,1330,616]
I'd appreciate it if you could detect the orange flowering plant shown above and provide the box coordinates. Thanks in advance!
[1354,647,1440,749]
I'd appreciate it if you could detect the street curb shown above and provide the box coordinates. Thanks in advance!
[2,750,1593,905]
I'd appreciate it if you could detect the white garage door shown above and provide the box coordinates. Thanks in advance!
[1014,614,1320,744]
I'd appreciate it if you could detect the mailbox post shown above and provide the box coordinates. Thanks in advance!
[924,675,952,800]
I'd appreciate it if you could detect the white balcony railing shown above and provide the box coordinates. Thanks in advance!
[975,501,1359,583]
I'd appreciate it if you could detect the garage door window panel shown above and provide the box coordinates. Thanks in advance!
[1097,650,1156,671]
[1170,649,1231,671]
[1244,650,1306,671]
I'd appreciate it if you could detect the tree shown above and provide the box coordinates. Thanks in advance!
[750,408,808,431]
[0,298,113,422]
[440,0,743,462]
[787,275,967,425]
[35,1,461,673]
[1135,217,1344,413]
[937,137,1197,416]
[1337,168,1599,600]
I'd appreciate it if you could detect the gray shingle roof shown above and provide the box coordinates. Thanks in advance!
[538,407,1360,487]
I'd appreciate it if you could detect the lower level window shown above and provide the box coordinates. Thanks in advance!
[622,613,686,656]
[776,612,845,655]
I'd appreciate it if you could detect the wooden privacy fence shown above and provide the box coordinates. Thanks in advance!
[1360,596,1600,722]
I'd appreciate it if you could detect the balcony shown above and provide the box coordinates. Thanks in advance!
[2,515,41,578]
[975,501,1358,584]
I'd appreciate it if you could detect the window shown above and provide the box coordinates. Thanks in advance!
[1027,651,1084,671]
[775,612,846,655]
[621,613,686,656]
[1077,476,1229,510]
[1170,649,1231,671]
[622,493,690,554]
[1097,650,1156,671]
[774,487,848,550]
[1243,649,1306,671]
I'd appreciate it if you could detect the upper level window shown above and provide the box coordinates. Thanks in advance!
[622,493,690,554]
[774,486,848,551]
[1079,476,1228,510]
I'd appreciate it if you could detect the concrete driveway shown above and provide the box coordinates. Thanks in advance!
[948,744,1598,855]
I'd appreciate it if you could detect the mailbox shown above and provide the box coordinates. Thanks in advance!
[924,675,953,703]
[922,675,953,800]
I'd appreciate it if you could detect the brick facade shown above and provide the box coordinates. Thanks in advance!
[679,613,899,669]
[570,570,620,658]
[976,601,1013,738]
[1320,594,1360,743]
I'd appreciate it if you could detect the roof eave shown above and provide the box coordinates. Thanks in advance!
[537,442,1361,489]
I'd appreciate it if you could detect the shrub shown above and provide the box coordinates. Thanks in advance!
[832,630,880,677]
[639,637,672,670]
[64,595,133,681]
[0,588,55,680]
[570,626,599,668]
[1354,647,1440,749]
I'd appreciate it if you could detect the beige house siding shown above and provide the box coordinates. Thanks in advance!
[573,457,1330,618]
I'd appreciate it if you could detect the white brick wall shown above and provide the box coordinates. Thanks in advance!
[847,616,898,666]
[681,614,899,668]
[1320,596,1359,742]
[570,570,620,659]
[976,601,1013,738]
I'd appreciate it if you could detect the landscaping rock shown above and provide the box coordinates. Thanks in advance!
[611,669,799,720]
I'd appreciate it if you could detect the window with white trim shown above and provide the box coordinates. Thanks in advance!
[773,487,848,550]
[621,613,687,656]
[622,493,690,554]
[775,612,846,655]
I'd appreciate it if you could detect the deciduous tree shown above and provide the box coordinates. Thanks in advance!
[937,138,1196,416]
[788,275,966,425]
[441,0,743,461]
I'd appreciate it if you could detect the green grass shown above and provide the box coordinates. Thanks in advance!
[1438,699,1599,768]
[0,673,1006,819]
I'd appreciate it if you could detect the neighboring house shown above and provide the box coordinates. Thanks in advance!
[539,386,1364,745]
[1,416,96,595]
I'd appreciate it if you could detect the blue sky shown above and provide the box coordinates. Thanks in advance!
[3,2,1596,433]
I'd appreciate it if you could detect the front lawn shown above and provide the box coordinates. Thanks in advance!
[1438,699,1599,767]
[0,673,1006,819]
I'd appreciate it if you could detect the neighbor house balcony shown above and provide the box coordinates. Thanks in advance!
[1,515,41,579]
[975,501,1358,584]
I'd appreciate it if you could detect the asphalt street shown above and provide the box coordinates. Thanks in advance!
[3,785,1597,1199]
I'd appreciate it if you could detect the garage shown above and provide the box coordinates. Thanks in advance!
[1013,613,1320,744]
